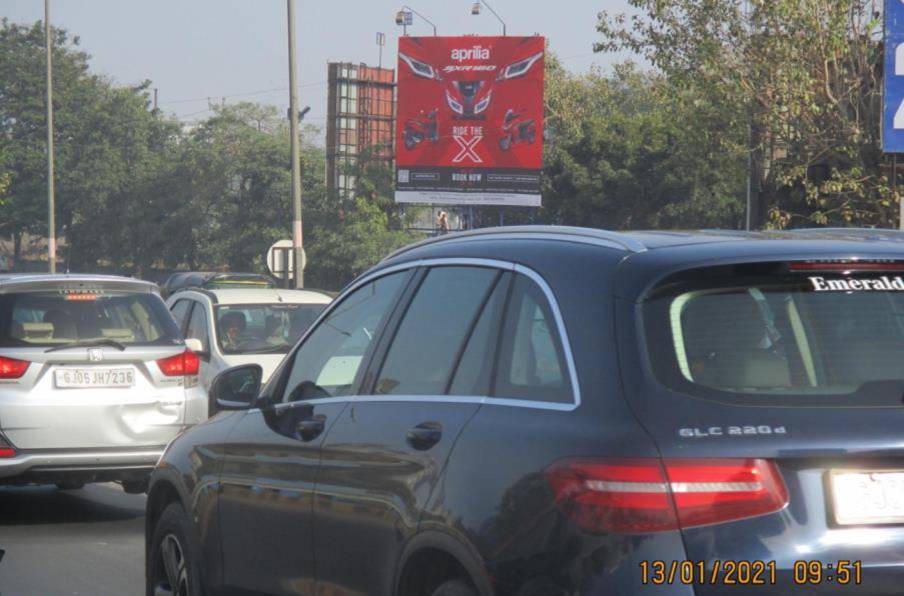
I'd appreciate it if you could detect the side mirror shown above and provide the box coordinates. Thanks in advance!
[209,364,262,412]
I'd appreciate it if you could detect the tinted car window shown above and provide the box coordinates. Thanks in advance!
[0,290,181,347]
[170,299,193,332]
[644,263,904,406]
[281,272,406,402]
[494,274,572,403]
[185,304,210,352]
[449,274,509,396]
[375,267,499,396]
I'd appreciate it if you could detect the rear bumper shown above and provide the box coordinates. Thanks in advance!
[0,447,165,481]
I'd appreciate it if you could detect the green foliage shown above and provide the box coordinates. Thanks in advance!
[0,19,91,245]
[597,0,889,228]
[0,20,413,289]
[541,56,745,229]
[305,146,416,290]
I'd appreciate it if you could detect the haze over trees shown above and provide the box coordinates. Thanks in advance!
[0,19,415,288]
[0,5,894,288]
[597,0,890,228]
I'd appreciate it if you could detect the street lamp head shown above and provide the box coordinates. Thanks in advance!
[471,2,481,15]
[395,9,413,26]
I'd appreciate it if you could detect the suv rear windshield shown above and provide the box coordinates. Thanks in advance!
[0,290,181,347]
[643,262,904,406]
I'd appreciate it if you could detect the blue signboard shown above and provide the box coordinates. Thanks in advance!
[885,0,904,152]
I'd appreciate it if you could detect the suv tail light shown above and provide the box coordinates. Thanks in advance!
[0,433,16,458]
[546,458,787,534]
[0,356,30,379]
[156,350,200,377]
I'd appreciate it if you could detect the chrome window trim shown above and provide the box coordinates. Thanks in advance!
[265,256,581,412]
[269,394,576,413]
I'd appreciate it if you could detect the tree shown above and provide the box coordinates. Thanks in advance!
[597,0,889,228]
[0,19,92,261]
[1,19,416,287]
[0,19,183,271]
[539,55,745,229]
[305,146,416,289]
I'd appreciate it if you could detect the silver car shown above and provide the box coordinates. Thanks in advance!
[0,274,205,492]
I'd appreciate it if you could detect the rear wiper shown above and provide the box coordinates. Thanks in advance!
[45,339,127,353]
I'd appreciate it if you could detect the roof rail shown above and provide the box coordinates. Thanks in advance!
[384,226,646,262]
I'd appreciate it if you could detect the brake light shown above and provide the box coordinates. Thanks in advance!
[156,350,200,377]
[0,433,16,458]
[0,356,30,379]
[789,261,904,272]
[546,458,787,534]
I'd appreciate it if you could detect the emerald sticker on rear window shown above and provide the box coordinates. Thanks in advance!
[808,276,904,291]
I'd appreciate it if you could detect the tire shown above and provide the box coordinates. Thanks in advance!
[55,481,85,491]
[147,503,203,596]
[430,579,476,596]
[499,136,512,151]
[405,135,418,151]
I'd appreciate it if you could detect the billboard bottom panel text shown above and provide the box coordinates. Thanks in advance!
[394,191,541,207]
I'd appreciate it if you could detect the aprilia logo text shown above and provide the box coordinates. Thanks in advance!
[451,46,490,62]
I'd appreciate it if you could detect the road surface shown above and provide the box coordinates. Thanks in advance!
[0,483,145,595]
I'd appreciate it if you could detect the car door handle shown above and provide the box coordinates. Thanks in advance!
[296,415,326,442]
[406,422,442,450]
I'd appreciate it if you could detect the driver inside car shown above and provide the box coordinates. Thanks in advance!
[219,311,247,351]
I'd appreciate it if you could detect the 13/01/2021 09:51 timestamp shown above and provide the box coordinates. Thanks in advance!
[639,560,863,586]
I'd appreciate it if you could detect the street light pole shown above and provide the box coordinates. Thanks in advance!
[401,5,437,35]
[45,0,56,273]
[287,0,304,288]
[473,1,506,35]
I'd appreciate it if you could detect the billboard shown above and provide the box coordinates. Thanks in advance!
[395,36,545,206]
[885,0,904,152]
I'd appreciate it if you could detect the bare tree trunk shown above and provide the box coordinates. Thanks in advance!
[748,123,768,229]
[12,231,22,266]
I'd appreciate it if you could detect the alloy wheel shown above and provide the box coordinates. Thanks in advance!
[153,533,190,596]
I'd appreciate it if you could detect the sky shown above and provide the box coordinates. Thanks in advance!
[4,0,633,132]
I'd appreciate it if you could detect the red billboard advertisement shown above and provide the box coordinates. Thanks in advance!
[395,36,545,207]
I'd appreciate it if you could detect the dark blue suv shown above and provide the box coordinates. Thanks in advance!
[146,226,904,595]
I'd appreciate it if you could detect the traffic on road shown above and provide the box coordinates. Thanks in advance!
[5,0,904,594]
[5,228,904,595]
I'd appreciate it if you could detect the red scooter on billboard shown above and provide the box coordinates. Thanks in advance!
[403,108,439,150]
[498,108,536,151]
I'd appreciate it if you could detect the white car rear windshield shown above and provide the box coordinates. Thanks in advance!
[215,303,325,354]
[0,290,181,347]
[643,261,904,406]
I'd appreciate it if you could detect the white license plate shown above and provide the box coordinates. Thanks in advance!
[831,470,904,525]
[54,368,134,389]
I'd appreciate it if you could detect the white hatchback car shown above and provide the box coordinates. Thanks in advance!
[0,274,205,492]
[165,287,332,398]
